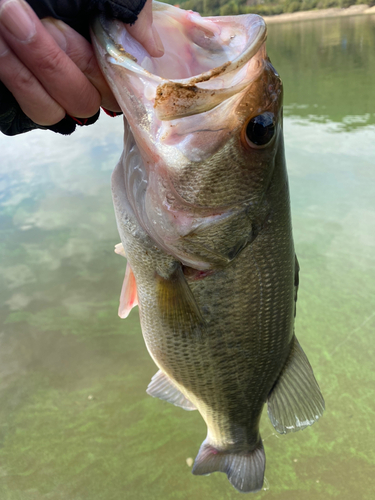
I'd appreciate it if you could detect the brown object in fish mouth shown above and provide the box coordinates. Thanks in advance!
[114,42,138,62]
[154,78,251,120]
[91,3,325,493]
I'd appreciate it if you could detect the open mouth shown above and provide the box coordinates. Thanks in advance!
[92,4,267,119]
[94,3,267,81]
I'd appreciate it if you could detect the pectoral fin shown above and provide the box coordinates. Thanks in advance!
[267,336,325,434]
[156,264,206,339]
[147,370,196,411]
[118,262,138,319]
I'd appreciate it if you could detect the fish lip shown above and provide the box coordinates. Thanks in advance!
[91,6,267,88]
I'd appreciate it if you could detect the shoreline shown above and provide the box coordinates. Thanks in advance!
[263,4,375,24]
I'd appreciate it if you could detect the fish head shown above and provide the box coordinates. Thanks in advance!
[92,3,284,269]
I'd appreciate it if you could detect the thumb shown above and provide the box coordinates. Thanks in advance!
[127,0,164,58]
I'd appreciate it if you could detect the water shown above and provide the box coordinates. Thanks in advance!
[1,13,374,500]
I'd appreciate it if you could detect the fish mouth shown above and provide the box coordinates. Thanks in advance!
[91,3,267,120]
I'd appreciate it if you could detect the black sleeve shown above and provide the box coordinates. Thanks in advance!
[27,0,147,41]
[0,0,146,136]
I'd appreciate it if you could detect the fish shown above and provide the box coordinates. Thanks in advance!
[91,2,325,493]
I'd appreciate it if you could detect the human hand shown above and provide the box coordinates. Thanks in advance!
[0,0,164,134]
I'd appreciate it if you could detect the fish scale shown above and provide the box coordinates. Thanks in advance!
[92,2,325,493]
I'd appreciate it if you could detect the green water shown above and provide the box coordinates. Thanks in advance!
[0,13,374,500]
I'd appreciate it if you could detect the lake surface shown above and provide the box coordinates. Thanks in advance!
[0,13,374,500]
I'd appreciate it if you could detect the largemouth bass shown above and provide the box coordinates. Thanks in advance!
[92,3,324,493]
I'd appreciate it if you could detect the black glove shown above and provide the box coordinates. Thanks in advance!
[27,0,147,41]
[0,0,146,136]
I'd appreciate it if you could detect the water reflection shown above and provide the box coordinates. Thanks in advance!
[267,14,375,129]
[0,13,375,500]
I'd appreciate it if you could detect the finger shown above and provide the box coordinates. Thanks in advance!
[41,18,121,113]
[0,0,101,118]
[127,0,164,58]
[0,32,65,125]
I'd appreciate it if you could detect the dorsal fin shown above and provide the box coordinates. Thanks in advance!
[267,335,325,434]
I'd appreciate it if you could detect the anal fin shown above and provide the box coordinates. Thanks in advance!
[118,262,138,319]
[147,370,196,411]
[267,335,325,434]
[192,439,265,493]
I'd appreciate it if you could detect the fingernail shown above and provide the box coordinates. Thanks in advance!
[152,26,164,57]
[41,18,67,52]
[0,0,36,43]
[0,33,9,57]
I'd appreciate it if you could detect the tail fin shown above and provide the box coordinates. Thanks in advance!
[192,439,265,493]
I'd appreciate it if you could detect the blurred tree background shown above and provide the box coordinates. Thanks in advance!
[163,0,374,16]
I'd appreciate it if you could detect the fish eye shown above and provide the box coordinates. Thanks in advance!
[244,112,275,148]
